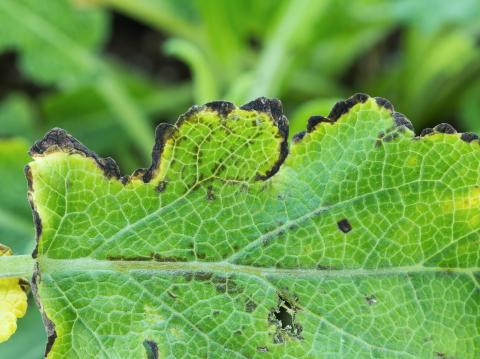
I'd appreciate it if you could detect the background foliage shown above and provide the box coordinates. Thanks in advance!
[0,0,479,357]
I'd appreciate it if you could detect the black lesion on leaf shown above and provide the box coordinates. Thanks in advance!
[420,128,434,137]
[241,97,289,181]
[143,123,175,183]
[31,263,57,357]
[328,93,369,121]
[25,165,42,258]
[421,123,458,137]
[374,96,394,111]
[257,346,269,353]
[337,218,352,233]
[306,115,333,133]
[269,292,303,344]
[392,112,414,131]
[434,123,457,134]
[204,100,236,117]
[461,132,479,143]
[295,93,415,144]
[30,128,121,179]
[143,340,159,359]
[291,131,306,143]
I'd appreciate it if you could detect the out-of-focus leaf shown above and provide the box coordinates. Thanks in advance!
[460,83,480,133]
[0,140,34,254]
[164,39,217,103]
[0,0,154,159]
[0,0,108,87]
[0,94,36,139]
[390,0,480,31]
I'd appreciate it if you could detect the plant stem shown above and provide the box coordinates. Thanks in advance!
[247,0,327,100]
[0,255,35,279]
[97,73,154,160]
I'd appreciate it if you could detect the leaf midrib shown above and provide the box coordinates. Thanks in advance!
[39,257,479,279]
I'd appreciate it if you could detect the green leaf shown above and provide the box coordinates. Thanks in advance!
[0,0,108,87]
[0,139,35,254]
[0,94,36,139]
[28,95,479,358]
[0,0,154,159]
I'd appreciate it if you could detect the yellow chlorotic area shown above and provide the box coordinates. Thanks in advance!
[0,245,28,343]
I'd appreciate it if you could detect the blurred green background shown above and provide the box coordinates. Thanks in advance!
[0,0,479,357]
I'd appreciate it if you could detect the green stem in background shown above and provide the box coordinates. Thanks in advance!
[97,73,153,160]
[247,0,328,100]
[97,0,200,43]
[0,255,34,279]
[164,39,218,103]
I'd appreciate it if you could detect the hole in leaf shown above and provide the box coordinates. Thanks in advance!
[275,296,294,329]
[269,293,303,343]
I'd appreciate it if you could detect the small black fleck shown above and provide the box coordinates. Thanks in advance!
[167,290,177,299]
[337,219,352,233]
[206,185,216,201]
[257,346,269,353]
[155,180,168,193]
[365,295,378,306]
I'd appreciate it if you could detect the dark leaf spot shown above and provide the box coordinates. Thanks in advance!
[155,180,168,193]
[337,219,352,233]
[143,340,159,359]
[245,299,257,313]
[206,185,216,201]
